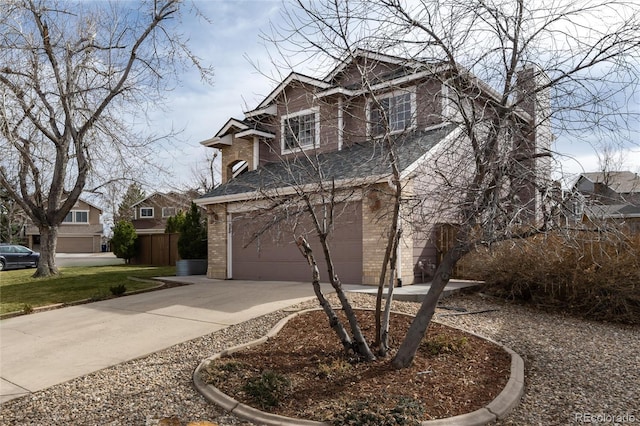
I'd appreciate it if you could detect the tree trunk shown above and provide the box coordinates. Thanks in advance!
[391,243,468,369]
[379,266,396,356]
[34,225,59,277]
[333,276,377,361]
[297,237,354,352]
[379,226,402,356]
[318,235,377,361]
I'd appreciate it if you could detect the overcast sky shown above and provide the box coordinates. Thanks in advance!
[147,0,640,192]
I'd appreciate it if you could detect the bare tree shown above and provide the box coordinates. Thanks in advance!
[229,138,379,361]
[0,0,213,276]
[266,0,640,368]
[190,150,219,194]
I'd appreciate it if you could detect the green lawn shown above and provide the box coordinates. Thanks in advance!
[0,265,176,315]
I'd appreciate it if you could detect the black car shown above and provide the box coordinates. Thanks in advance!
[0,244,40,271]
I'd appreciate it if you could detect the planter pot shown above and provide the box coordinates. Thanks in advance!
[176,259,207,276]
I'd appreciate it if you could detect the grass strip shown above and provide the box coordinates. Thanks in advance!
[0,265,176,315]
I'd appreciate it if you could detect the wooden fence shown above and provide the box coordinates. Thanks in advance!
[132,233,179,266]
[435,223,465,278]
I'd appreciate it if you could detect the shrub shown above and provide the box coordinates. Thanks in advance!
[459,231,640,324]
[111,220,138,263]
[164,211,185,234]
[317,359,352,379]
[242,370,291,409]
[109,284,127,296]
[200,359,246,386]
[177,203,207,259]
[420,335,468,356]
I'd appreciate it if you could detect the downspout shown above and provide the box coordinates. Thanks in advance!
[252,137,259,171]
[338,97,344,151]
[396,223,402,286]
[226,213,233,279]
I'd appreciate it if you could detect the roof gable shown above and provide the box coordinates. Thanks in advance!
[249,72,331,113]
[201,117,275,148]
[132,192,193,209]
[324,49,426,84]
[215,118,249,137]
[577,171,640,194]
[70,198,102,213]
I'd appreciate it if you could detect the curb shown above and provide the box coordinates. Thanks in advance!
[193,308,525,425]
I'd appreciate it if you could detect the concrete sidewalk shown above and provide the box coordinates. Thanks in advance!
[0,279,327,403]
[343,279,480,302]
[0,277,477,403]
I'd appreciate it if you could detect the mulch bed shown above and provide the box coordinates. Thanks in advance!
[201,309,511,424]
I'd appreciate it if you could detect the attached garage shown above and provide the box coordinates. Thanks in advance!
[230,202,363,284]
[56,236,96,253]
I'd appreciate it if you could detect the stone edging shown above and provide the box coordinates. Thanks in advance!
[193,308,525,426]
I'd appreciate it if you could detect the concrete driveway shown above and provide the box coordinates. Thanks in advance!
[0,278,325,403]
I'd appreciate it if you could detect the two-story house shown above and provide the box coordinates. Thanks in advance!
[196,51,551,285]
[130,191,197,234]
[26,198,104,253]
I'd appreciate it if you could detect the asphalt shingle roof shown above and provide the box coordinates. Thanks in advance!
[584,203,640,218]
[579,171,640,194]
[200,124,458,200]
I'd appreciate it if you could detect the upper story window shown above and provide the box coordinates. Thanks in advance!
[140,207,154,218]
[162,207,176,218]
[368,88,416,137]
[281,108,320,154]
[62,210,89,224]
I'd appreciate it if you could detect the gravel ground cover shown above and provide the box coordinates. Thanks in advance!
[1,292,638,426]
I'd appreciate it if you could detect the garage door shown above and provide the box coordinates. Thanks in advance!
[231,202,363,284]
[57,237,95,253]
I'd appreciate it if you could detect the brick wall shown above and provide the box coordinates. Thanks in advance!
[361,183,414,286]
[220,136,254,184]
[206,204,227,279]
[399,181,415,285]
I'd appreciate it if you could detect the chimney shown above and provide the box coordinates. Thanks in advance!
[516,65,551,133]
[515,65,553,224]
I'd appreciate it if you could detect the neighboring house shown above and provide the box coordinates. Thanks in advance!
[574,171,640,206]
[130,191,196,234]
[582,204,640,233]
[572,171,640,233]
[196,51,551,285]
[25,198,104,253]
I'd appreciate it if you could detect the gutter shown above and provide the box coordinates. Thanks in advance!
[195,174,391,206]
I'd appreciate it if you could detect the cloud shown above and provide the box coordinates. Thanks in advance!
[144,1,282,190]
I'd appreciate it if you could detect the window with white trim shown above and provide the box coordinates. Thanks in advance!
[140,207,154,218]
[162,207,176,218]
[281,108,320,153]
[62,210,89,224]
[368,88,416,137]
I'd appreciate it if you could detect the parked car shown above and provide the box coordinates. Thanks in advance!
[0,244,40,271]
